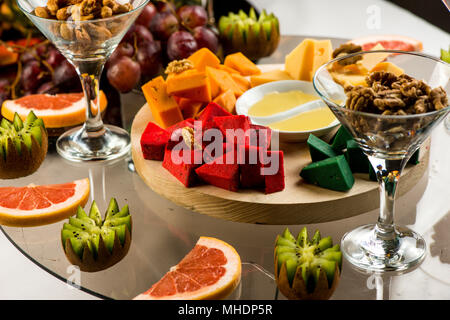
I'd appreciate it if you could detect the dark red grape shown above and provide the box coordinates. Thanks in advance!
[106,56,141,93]
[167,30,198,61]
[122,24,136,43]
[47,48,65,69]
[53,60,78,87]
[150,12,179,41]
[21,61,42,92]
[37,81,57,94]
[107,42,135,67]
[135,3,157,28]
[177,5,208,29]
[193,26,219,53]
[155,1,176,13]
[134,24,154,45]
[137,40,162,77]
[35,44,47,57]
[20,49,36,64]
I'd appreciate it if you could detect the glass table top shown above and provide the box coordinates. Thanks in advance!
[1,36,449,300]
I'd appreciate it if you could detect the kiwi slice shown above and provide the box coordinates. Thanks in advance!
[274,227,342,300]
[0,111,48,179]
[61,198,132,272]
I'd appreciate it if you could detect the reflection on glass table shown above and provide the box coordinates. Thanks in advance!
[0,36,449,300]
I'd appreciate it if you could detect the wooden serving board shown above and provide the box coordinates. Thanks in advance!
[130,104,429,225]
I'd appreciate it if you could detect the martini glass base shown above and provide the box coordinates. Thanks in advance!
[56,124,131,162]
[341,224,426,272]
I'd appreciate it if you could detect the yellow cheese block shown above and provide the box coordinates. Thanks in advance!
[250,69,294,87]
[358,43,390,72]
[371,61,404,76]
[285,38,333,82]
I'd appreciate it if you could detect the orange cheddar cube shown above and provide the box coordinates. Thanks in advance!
[178,98,204,119]
[213,89,236,114]
[224,52,261,76]
[218,64,240,75]
[166,70,212,102]
[230,73,250,92]
[141,76,183,129]
[206,67,243,98]
[187,48,221,72]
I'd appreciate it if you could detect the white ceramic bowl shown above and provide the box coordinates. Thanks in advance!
[235,80,340,142]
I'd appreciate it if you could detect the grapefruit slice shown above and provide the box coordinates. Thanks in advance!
[1,92,107,129]
[349,34,423,52]
[134,237,242,300]
[0,178,90,227]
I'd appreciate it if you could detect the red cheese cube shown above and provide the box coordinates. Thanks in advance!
[162,147,203,187]
[261,150,285,194]
[195,152,240,192]
[197,102,232,131]
[140,122,171,161]
[238,144,265,188]
[213,115,251,147]
[247,124,272,150]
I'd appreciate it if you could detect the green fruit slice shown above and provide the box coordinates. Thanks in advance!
[275,228,342,293]
[62,198,132,267]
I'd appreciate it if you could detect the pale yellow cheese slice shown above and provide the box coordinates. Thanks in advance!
[250,69,294,87]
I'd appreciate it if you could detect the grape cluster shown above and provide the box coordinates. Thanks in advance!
[0,40,80,106]
[105,1,219,94]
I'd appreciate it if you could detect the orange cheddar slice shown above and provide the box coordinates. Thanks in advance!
[230,73,251,92]
[218,64,240,75]
[178,98,204,119]
[224,52,261,76]
[187,48,221,72]
[166,70,212,102]
[142,76,184,129]
[206,67,243,98]
[213,89,237,114]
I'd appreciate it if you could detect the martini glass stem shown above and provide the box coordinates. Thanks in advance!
[74,59,105,133]
[368,157,408,255]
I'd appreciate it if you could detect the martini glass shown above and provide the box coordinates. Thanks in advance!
[17,0,149,161]
[313,50,450,272]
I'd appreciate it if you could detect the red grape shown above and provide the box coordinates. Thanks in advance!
[107,56,141,93]
[177,5,208,29]
[193,26,219,53]
[155,1,176,13]
[137,40,162,77]
[150,12,179,41]
[53,60,78,87]
[106,42,134,69]
[47,48,65,69]
[134,24,154,45]
[167,30,198,61]
[135,3,157,28]
[122,24,136,43]
[21,61,42,92]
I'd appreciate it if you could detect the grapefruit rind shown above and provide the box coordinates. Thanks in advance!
[1,92,108,129]
[0,178,90,227]
[348,34,423,52]
[134,236,242,300]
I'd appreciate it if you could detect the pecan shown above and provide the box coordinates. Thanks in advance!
[47,0,64,15]
[345,86,376,111]
[332,43,363,66]
[430,87,448,110]
[60,23,74,40]
[56,7,70,20]
[112,3,133,14]
[101,6,113,18]
[75,25,91,43]
[165,59,194,75]
[102,0,116,8]
[80,0,101,16]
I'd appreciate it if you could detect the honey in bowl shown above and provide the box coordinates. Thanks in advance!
[268,107,336,132]
[248,90,319,117]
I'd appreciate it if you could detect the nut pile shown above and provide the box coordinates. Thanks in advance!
[34,0,133,21]
[345,71,448,115]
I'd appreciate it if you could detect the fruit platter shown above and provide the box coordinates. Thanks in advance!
[0,0,449,303]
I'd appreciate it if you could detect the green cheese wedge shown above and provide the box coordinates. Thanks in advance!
[300,155,355,191]
[307,134,338,162]
[344,140,370,173]
[331,125,353,153]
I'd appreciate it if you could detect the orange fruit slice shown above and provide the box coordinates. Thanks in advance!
[349,34,423,52]
[134,237,242,300]
[1,92,107,128]
[0,178,90,227]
